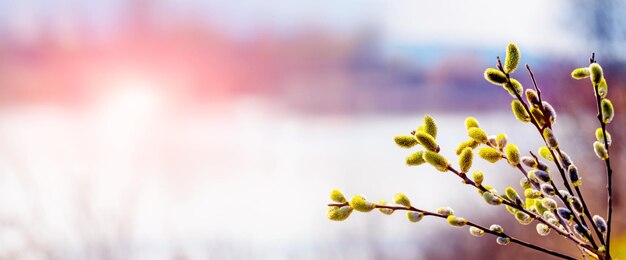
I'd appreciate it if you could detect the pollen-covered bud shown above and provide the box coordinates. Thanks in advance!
[484,68,508,85]
[557,208,574,222]
[529,170,551,183]
[468,127,488,143]
[574,224,591,238]
[505,205,517,215]
[490,224,504,233]
[472,171,484,186]
[568,165,581,187]
[478,147,502,163]
[327,206,353,221]
[538,146,554,161]
[515,211,533,225]
[482,191,503,205]
[496,134,508,149]
[524,188,542,199]
[377,200,394,215]
[407,211,424,222]
[496,237,510,246]
[525,89,541,107]
[598,78,608,98]
[505,187,522,205]
[535,200,549,215]
[593,215,607,233]
[469,227,485,237]
[465,117,480,130]
[455,139,479,155]
[503,78,523,98]
[504,43,520,73]
[541,198,558,210]
[436,207,454,217]
[350,195,375,212]
[394,135,417,148]
[447,215,467,227]
[570,197,583,214]
[521,156,537,168]
[589,63,603,84]
[415,131,439,152]
[406,151,426,166]
[536,223,550,236]
[530,107,545,127]
[394,193,411,208]
[520,178,532,189]
[458,147,473,173]
[543,210,557,221]
[542,101,557,124]
[559,190,572,201]
[504,144,520,166]
[571,67,590,79]
[601,99,614,124]
[542,128,558,149]
[595,128,612,146]
[540,183,556,195]
[511,100,531,122]
[423,151,450,172]
[422,115,438,139]
[594,141,609,160]
[330,189,347,203]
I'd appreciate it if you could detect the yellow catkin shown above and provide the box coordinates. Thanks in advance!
[505,144,520,166]
[478,147,502,163]
[415,131,439,152]
[423,151,450,172]
[484,68,507,85]
[571,67,590,79]
[511,100,530,122]
[459,147,473,173]
[601,99,614,124]
[393,193,411,207]
[504,43,520,73]
[350,195,375,212]
[468,127,488,143]
[406,151,426,166]
[465,117,480,130]
[589,63,603,84]
[330,189,346,203]
[394,135,417,148]
[423,115,437,139]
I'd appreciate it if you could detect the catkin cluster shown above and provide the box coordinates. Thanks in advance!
[326,43,615,260]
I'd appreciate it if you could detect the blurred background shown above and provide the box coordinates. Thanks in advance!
[0,0,625,259]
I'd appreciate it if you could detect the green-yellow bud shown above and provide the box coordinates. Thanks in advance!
[393,193,411,208]
[538,146,553,161]
[542,101,557,124]
[327,206,353,221]
[490,224,504,233]
[531,107,545,127]
[472,171,484,186]
[520,177,532,189]
[455,139,479,155]
[459,147,473,173]
[482,191,503,205]
[525,89,541,107]
[571,67,590,79]
[484,68,507,85]
[595,128,611,145]
[394,135,417,148]
[423,115,437,139]
[589,63,603,84]
[415,131,440,152]
[330,189,347,203]
[541,198,558,210]
[350,195,375,212]
[478,147,502,163]
[496,134,508,149]
[465,117,480,130]
[423,151,450,172]
[601,99,614,124]
[598,78,608,98]
[542,128,558,149]
[377,200,394,215]
[436,207,455,217]
[515,211,532,225]
[505,144,520,166]
[505,187,521,204]
[406,151,426,166]
[469,227,484,237]
[536,223,550,236]
[504,43,520,73]
[447,215,467,227]
[503,78,523,98]
[407,211,424,222]
[524,188,542,199]
[511,100,530,122]
[468,127,488,143]
[594,141,608,160]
